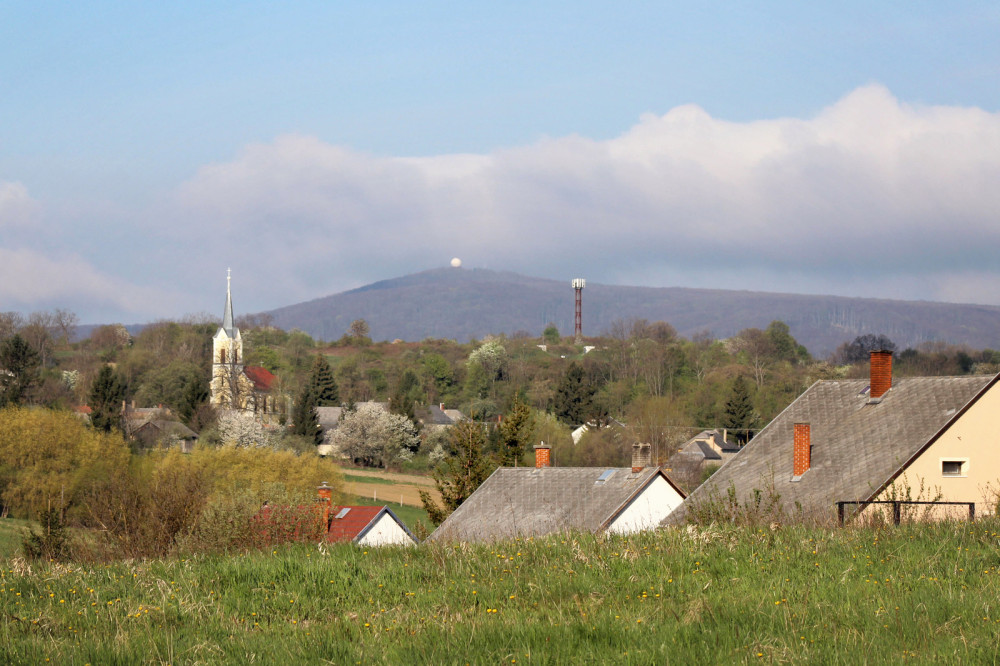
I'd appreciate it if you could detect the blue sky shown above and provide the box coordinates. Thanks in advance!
[2,2,999,325]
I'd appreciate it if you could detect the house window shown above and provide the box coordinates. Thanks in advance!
[941,459,968,477]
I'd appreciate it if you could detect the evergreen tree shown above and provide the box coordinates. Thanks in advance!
[89,365,125,433]
[178,375,209,426]
[498,395,533,466]
[307,354,339,406]
[722,375,756,444]
[0,334,41,407]
[420,420,496,525]
[389,369,420,421]
[292,385,323,445]
[552,362,598,426]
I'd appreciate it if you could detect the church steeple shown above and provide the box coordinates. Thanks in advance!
[221,267,238,338]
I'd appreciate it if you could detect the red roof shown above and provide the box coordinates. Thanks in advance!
[325,506,386,543]
[244,365,276,391]
[74,405,93,414]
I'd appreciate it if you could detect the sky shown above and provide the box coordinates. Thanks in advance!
[2,2,1000,325]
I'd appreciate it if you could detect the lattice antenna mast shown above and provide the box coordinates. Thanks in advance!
[571,278,585,344]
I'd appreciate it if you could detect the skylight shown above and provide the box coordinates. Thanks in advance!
[595,469,615,484]
[334,508,351,519]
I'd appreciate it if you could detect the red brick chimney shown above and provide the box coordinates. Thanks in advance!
[631,442,652,473]
[534,443,551,468]
[869,350,893,399]
[317,481,333,528]
[793,423,811,476]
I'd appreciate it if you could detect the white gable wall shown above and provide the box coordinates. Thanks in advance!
[356,513,416,547]
[607,475,684,534]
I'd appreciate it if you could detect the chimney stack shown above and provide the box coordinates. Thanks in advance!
[534,443,551,468]
[869,350,893,399]
[317,481,333,528]
[631,442,652,473]
[793,423,811,476]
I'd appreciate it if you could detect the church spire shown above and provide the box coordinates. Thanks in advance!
[222,268,236,337]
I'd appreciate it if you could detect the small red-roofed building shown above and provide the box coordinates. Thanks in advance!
[326,505,418,547]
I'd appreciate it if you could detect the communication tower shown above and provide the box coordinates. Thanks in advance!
[571,278,585,344]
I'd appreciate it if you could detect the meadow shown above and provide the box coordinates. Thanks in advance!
[3,519,1000,664]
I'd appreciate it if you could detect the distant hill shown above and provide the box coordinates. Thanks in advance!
[261,268,1000,356]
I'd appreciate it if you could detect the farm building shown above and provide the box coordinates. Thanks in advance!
[426,443,686,543]
[668,351,1000,525]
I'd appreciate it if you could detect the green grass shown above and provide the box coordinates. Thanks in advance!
[342,473,397,486]
[0,518,32,559]
[3,520,1000,663]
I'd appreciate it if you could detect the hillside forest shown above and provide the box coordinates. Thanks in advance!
[3,309,999,466]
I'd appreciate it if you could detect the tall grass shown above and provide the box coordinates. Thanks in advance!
[3,519,1000,663]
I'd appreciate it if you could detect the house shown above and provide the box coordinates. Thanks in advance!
[257,483,418,546]
[663,429,741,492]
[426,443,686,543]
[667,351,1000,525]
[122,403,198,451]
[316,483,418,546]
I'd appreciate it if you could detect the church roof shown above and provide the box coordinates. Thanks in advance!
[244,366,276,391]
[220,269,239,338]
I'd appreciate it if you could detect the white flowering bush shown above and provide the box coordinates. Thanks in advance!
[217,410,275,448]
[328,403,419,468]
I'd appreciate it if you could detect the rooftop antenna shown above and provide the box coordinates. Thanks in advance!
[571,278,585,344]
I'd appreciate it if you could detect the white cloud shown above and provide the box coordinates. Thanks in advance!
[174,85,1000,308]
[0,181,41,228]
[0,247,174,318]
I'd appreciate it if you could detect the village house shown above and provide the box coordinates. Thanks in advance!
[663,428,741,492]
[426,443,686,543]
[668,351,1000,525]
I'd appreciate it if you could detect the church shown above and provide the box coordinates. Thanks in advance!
[210,271,279,419]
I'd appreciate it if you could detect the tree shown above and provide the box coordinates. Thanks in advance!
[420,419,496,525]
[389,369,421,421]
[0,334,41,406]
[291,385,322,445]
[832,334,897,365]
[328,403,419,468]
[497,395,533,466]
[542,323,560,345]
[552,362,599,426]
[307,354,339,406]
[217,410,275,448]
[178,373,210,426]
[89,365,126,433]
[349,319,371,343]
[722,375,757,444]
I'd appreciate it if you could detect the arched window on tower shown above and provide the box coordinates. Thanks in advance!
[219,349,227,363]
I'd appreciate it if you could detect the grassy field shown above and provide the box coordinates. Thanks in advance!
[0,518,30,559]
[4,519,1000,663]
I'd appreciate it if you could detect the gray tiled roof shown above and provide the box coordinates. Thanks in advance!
[667,375,996,523]
[427,466,679,543]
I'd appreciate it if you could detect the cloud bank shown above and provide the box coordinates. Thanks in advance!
[173,85,1000,311]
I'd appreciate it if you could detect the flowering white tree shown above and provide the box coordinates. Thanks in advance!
[217,410,275,448]
[328,403,419,468]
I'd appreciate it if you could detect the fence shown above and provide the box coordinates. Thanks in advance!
[837,500,975,526]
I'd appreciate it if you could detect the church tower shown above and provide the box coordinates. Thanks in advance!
[211,269,244,408]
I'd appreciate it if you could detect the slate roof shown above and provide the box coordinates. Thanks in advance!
[326,505,417,544]
[134,419,198,440]
[667,375,997,523]
[427,466,684,543]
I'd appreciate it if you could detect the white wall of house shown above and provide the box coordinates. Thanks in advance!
[607,475,684,534]
[873,381,1000,517]
[356,513,416,547]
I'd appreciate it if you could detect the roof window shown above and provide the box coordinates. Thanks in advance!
[334,508,351,519]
